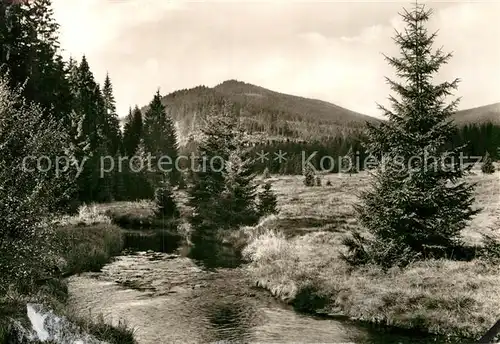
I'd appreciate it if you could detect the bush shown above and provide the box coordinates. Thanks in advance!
[0,76,76,298]
[326,180,332,186]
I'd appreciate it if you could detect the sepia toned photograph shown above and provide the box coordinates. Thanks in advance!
[0,0,499,343]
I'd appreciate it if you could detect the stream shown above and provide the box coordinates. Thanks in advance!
[66,232,446,344]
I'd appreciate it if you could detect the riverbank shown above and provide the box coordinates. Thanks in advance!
[242,172,500,342]
[0,205,136,344]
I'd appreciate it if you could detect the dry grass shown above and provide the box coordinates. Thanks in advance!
[55,204,112,227]
[244,171,500,340]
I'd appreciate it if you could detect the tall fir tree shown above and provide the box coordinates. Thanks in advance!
[69,56,111,202]
[142,90,180,186]
[347,4,479,267]
[188,103,259,262]
[122,105,143,157]
[102,73,122,155]
[0,0,73,127]
[222,134,260,227]
[258,182,278,216]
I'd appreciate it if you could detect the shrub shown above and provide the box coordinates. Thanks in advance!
[326,180,332,186]
[0,76,76,298]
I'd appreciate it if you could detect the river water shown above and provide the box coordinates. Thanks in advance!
[67,233,446,344]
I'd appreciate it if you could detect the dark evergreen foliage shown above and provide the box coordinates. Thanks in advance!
[345,4,479,267]
[122,106,143,157]
[303,164,315,187]
[258,182,278,216]
[154,182,180,219]
[481,151,495,174]
[187,103,260,262]
[142,90,180,186]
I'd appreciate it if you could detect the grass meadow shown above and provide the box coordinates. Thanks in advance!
[242,168,500,340]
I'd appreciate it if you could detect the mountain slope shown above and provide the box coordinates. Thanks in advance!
[141,80,379,144]
[453,102,500,125]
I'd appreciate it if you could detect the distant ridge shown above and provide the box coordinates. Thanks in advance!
[453,102,500,125]
[140,79,379,143]
[132,80,499,144]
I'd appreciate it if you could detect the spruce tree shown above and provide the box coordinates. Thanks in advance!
[481,151,495,174]
[0,0,73,127]
[69,56,110,202]
[258,182,278,216]
[143,90,179,186]
[102,73,122,155]
[262,167,271,179]
[347,4,479,267]
[123,106,143,157]
[187,103,259,262]
[315,175,322,186]
[303,164,315,187]
[222,139,260,227]
[342,146,358,175]
[154,180,179,219]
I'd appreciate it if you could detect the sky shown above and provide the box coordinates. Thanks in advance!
[52,0,500,119]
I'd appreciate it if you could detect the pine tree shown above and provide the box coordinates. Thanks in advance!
[0,0,73,127]
[102,73,121,155]
[122,105,143,157]
[481,151,495,174]
[303,164,315,187]
[222,139,259,227]
[187,103,259,262]
[346,4,479,267]
[154,180,179,219]
[258,182,278,216]
[143,90,179,186]
[342,146,358,175]
[69,56,110,202]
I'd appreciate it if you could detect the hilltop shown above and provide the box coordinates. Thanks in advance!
[140,80,379,144]
[134,80,499,144]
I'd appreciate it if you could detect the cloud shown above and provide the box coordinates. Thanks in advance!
[52,1,500,118]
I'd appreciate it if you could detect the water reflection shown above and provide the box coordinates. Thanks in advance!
[77,230,457,344]
[189,240,243,269]
[203,301,256,343]
[123,230,181,253]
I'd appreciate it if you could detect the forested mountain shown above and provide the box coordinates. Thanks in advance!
[137,79,499,146]
[453,102,500,125]
[139,79,380,144]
